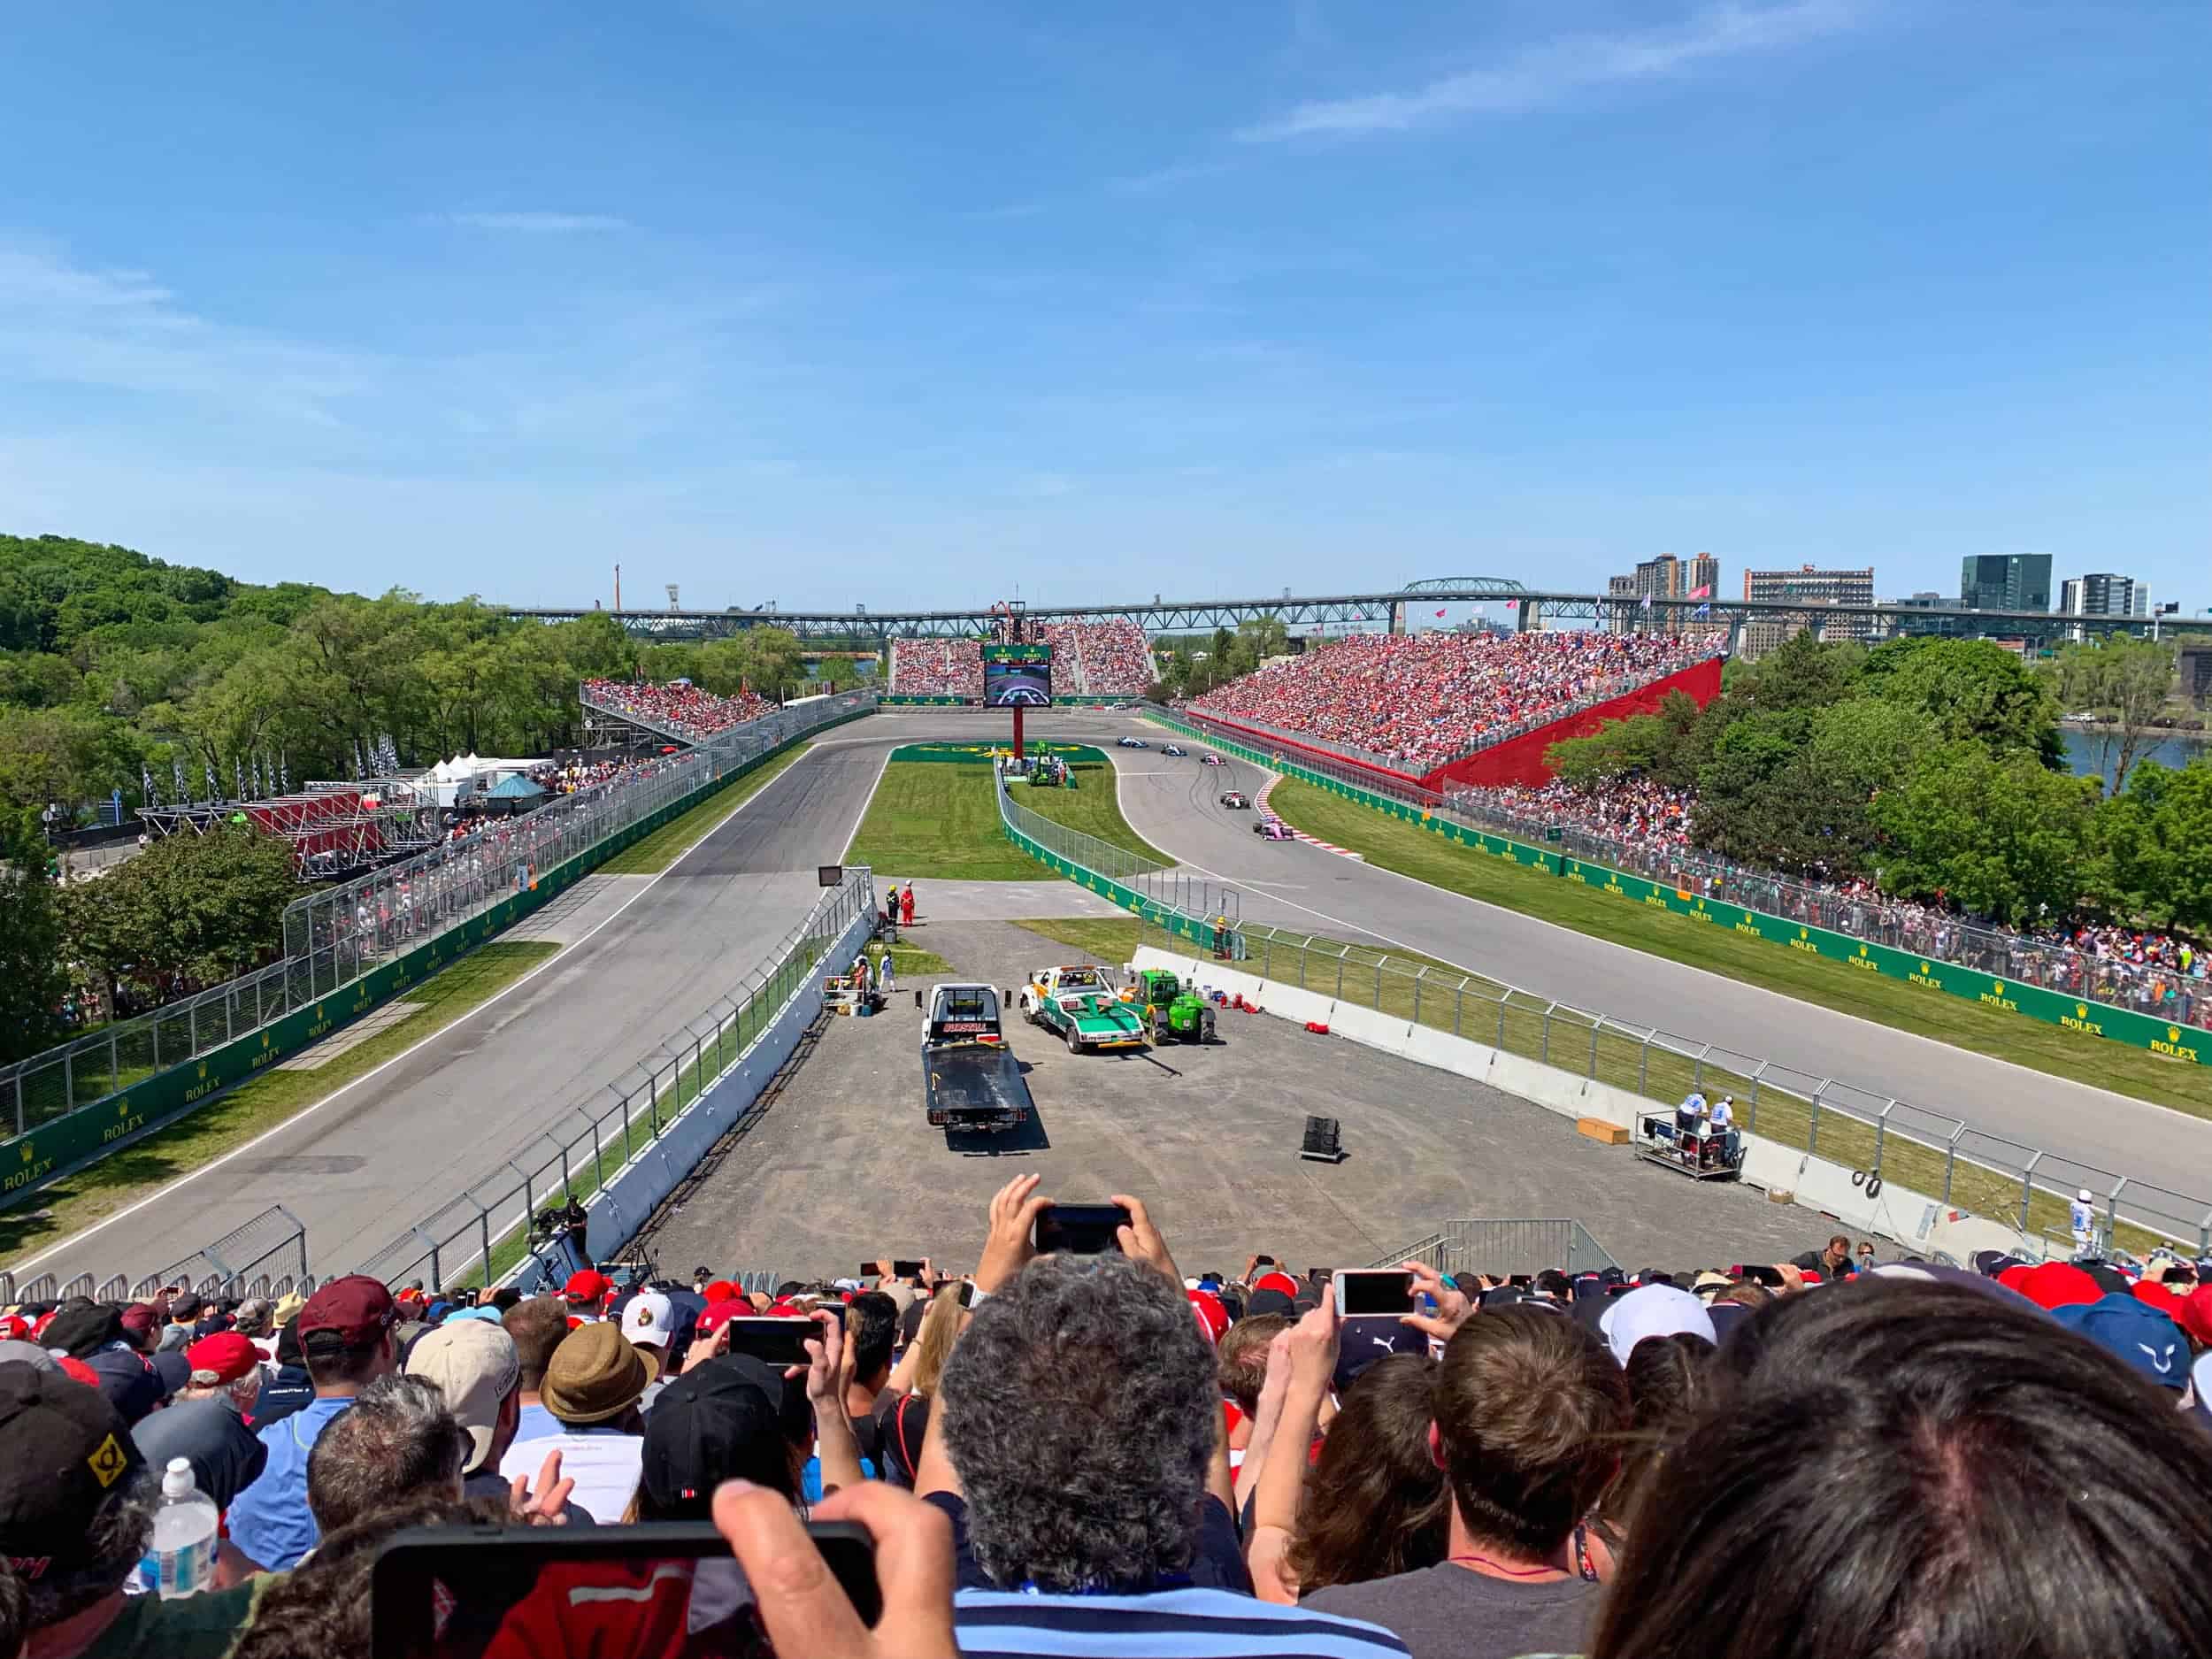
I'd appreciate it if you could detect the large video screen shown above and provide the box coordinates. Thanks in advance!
[981,643,1053,708]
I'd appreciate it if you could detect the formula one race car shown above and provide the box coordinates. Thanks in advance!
[1019,964,1148,1052]
[1218,790,1250,809]
[1253,818,1295,841]
[1201,753,1225,767]
[1117,736,1149,749]
[1162,743,1187,757]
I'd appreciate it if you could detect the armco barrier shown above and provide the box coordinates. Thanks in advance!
[1145,708,2211,1069]
[994,769,1242,957]
[0,703,878,1212]
[511,888,877,1294]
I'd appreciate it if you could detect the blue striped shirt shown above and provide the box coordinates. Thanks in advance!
[953,1585,1411,1659]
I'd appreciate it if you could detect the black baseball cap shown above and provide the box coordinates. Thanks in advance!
[639,1356,808,1519]
[40,1303,124,1360]
[0,1364,145,1582]
[1244,1287,1295,1319]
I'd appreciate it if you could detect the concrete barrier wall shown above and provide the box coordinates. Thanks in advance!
[511,902,878,1293]
[1131,946,2044,1261]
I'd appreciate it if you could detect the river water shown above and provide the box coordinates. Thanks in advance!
[2062,726,2207,790]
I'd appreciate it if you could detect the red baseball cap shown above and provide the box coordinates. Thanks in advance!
[186,1332,262,1387]
[1999,1261,2101,1311]
[695,1299,753,1339]
[117,1304,162,1346]
[57,1356,101,1389]
[1253,1271,1300,1299]
[1187,1290,1229,1346]
[562,1270,612,1307]
[297,1275,399,1345]
[703,1280,738,1304]
[2177,1284,2212,1348]
[0,1315,29,1341]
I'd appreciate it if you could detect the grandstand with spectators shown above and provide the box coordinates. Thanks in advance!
[1188,631,1717,782]
[580,677,774,742]
[889,622,1156,698]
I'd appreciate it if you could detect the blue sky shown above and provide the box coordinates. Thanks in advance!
[3,1,2206,613]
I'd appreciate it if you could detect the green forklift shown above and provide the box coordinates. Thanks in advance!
[1125,967,1217,1044]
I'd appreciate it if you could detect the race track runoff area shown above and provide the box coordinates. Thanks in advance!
[630,918,1834,1280]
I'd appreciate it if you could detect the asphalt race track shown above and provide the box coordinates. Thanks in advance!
[25,705,2208,1286]
[1108,737,2212,1206]
[19,711,1141,1286]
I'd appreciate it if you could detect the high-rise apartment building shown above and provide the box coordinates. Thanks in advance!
[1959,553,2053,613]
[1740,565,1877,657]
[2059,572,2149,618]
[1604,573,1637,635]
[1633,554,1685,635]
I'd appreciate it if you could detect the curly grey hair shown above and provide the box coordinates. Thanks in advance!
[20,1472,157,1632]
[938,1252,1217,1592]
[306,1373,468,1536]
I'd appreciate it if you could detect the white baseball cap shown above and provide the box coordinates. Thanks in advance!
[1597,1284,1716,1369]
[622,1290,676,1349]
[405,1320,521,1474]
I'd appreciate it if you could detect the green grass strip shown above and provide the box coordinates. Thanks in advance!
[597,744,812,875]
[1265,777,2212,1122]
[1010,764,1175,868]
[1,942,561,1269]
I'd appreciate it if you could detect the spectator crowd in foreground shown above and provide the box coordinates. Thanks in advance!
[1189,631,1715,774]
[5,1184,2212,1659]
[582,679,775,743]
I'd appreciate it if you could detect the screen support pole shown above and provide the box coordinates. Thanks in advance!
[1013,703,1025,762]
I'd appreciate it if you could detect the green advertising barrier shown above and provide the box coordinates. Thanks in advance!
[1,707,876,1210]
[1145,710,2210,1067]
[994,785,1233,958]
[888,742,1109,764]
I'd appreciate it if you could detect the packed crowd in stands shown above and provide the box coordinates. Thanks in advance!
[1440,778,2207,1024]
[1190,632,1715,773]
[7,1182,2210,1659]
[887,638,982,696]
[891,624,1156,697]
[581,679,775,743]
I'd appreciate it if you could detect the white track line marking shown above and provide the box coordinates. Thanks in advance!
[841,747,894,862]
[12,741,832,1273]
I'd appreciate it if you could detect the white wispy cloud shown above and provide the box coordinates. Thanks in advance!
[0,240,373,424]
[1106,157,1238,197]
[440,211,631,233]
[1238,0,1865,142]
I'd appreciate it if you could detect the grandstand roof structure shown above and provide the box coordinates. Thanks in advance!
[137,776,443,879]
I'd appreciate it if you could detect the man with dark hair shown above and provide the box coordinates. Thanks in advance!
[1792,1234,1856,1279]
[226,1274,399,1571]
[502,1294,571,1446]
[157,1294,202,1353]
[0,1364,266,1654]
[1303,1298,1629,1659]
[843,1291,899,1470]
[305,1373,471,1537]
[922,1175,1407,1656]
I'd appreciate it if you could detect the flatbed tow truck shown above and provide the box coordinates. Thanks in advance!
[923,981,1034,1133]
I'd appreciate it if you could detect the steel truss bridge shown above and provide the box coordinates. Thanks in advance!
[500,577,2203,650]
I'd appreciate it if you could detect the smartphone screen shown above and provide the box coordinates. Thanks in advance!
[1033,1203,1130,1256]
[371,1521,879,1657]
[1334,1270,1415,1316]
[892,1259,925,1279]
[722,1317,817,1370]
[1508,1273,1533,1289]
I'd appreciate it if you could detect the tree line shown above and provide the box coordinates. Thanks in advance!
[1543,632,2209,935]
[0,533,841,833]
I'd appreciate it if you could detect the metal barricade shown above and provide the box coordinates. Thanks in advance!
[3,690,879,1144]
[1147,912,2212,1256]
[349,869,877,1291]
[1371,1220,1619,1278]
[154,1205,310,1295]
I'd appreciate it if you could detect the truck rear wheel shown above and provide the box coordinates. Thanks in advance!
[1064,1024,1080,1052]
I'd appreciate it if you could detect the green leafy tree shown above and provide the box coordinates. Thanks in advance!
[2088,759,2212,935]
[1861,637,2062,765]
[64,824,301,1006]
[0,816,67,1061]
[1868,743,2099,925]
[1736,630,1864,714]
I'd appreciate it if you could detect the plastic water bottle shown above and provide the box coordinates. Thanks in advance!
[139,1458,219,1600]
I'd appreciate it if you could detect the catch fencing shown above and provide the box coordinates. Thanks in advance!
[2,691,877,1183]
[1141,911,2212,1258]
[349,868,879,1291]
[995,768,1244,956]
[1375,1219,1618,1279]
[1153,705,2209,1065]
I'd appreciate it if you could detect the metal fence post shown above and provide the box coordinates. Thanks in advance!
[1335,949,1346,1001]
[1540,1004,1555,1064]
[1412,969,1422,1026]
[1873,1101,1894,1175]
[1942,1125,1962,1203]
[2019,1150,2043,1233]
[1587,1021,1600,1079]
[1495,997,1507,1049]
